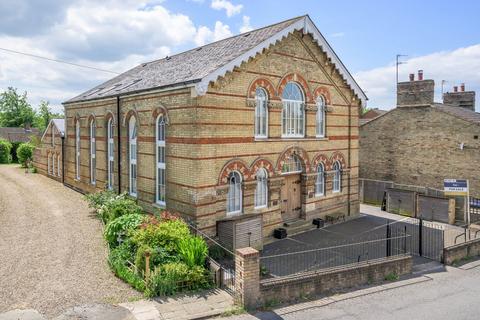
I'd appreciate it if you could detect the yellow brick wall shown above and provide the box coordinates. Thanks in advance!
[62,31,360,238]
[33,122,63,181]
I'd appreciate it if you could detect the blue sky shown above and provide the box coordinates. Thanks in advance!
[0,0,479,112]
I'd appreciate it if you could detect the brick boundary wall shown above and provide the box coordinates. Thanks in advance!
[444,238,480,265]
[234,248,412,309]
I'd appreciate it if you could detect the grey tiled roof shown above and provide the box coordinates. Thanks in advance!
[66,16,305,104]
[0,127,40,142]
[433,103,480,124]
[52,119,65,136]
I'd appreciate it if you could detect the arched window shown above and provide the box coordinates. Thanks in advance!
[57,154,61,177]
[156,115,166,205]
[89,118,96,184]
[315,163,325,196]
[47,153,51,175]
[128,116,137,197]
[316,96,326,137]
[281,154,303,174]
[227,171,242,215]
[52,151,56,176]
[333,161,342,193]
[255,88,268,138]
[75,120,80,180]
[254,168,268,209]
[282,82,305,137]
[107,118,114,189]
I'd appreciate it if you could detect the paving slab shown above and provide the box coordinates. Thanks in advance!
[0,309,46,320]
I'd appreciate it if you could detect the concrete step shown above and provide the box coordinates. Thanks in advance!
[283,219,317,236]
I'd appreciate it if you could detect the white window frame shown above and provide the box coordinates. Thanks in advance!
[57,154,60,177]
[315,163,325,196]
[128,116,137,197]
[254,168,268,209]
[281,82,305,138]
[254,88,268,138]
[52,152,56,176]
[107,118,114,190]
[333,161,342,193]
[156,115,166,206]
[226,171,242,216]
[47,153,51,175]
[316,96,326,138]
[90,118,96,185]
[281,154,303,174]
[75,120,80,180]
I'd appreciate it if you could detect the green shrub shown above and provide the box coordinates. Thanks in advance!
[145,262,211,297]
[108,241,145,292]
[98,193,143,224]
[104,213,146,248]
[84,190,117,210]
[134,245,178,275]
[178,236,208,268]
[0,139,12,164]
[16,143,35,167]
[131,219,191,253]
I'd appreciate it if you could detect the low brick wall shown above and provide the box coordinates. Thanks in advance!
[444,238,480,265]
[260,255,412,304]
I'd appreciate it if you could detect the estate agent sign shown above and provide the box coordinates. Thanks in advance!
[444,179,469,196]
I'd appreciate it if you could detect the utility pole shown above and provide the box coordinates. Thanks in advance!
[396,54,408,105]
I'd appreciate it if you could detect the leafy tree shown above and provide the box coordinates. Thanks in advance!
[34,100,63,131]
[0,88,36,127]
[0,139,12,164]
[16,143,35,167]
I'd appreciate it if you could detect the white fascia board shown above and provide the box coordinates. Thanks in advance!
[196,16,368,107]
[40,120,54,142]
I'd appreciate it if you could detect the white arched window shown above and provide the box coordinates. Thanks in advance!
[254,168,268,209]
[89,118,96,184]
[333,161,342,193]
[282,82,304,137]
[128,116,137,197]
[75,120,80,180]
[316,96,326,137]
[156,115,166,205]
[52,152,56,176]
[107,118,114,189]
[255,88,268,138]
[57,154,61,177]
[47,153,51,175]
[281,154,303,174]
[315,163,325,196]
[227,171,242,215]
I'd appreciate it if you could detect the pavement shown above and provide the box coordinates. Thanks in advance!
[226,262,480,320]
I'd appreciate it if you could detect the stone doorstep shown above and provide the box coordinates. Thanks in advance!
[458,259,480,270]
[274,275,432,316]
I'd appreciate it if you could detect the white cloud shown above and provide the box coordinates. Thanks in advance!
[211,0,243,17]
[354,44,480,111]
[194,21,233,46]
[239,15,253,33]
[0,0,235,110]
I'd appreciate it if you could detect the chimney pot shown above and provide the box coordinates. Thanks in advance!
[461,83,465,92]
[409,73,415,81]
[453,86,458,93]
[418,70,424,81]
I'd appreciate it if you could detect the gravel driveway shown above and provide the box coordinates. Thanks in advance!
[0,165,141,317]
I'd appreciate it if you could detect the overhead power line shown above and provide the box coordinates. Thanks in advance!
[0,47,121,75]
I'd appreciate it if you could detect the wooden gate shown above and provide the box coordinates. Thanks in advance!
[281,174,302,221]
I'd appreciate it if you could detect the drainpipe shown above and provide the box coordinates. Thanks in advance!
[347,99,352,217]
[61,136,65,185]
[116,96,121,195]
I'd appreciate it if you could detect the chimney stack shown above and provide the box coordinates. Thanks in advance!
[418,70,424,81]
[397,70,434,107]
[443,83,475,111]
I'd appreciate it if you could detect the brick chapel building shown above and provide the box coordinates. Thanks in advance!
[33,119,64,181]
[59,15,366,244]
[360,70,480,197]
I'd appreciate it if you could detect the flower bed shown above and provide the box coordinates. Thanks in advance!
[85,190,212,297]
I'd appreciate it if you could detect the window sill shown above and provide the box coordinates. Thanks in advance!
[281,171,302,176]
[153,202,166,210]
[226,211,242,217]
[254,137,329,142]
[315,193,324,197]
[254,205,268,211]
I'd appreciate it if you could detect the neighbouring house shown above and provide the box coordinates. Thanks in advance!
[58,15,366,247]
[359,108,387,126]
[0,125,40,143]
[360,70,480,197]
[34,119,64,181]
